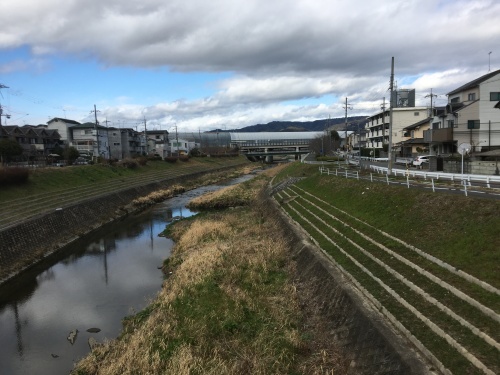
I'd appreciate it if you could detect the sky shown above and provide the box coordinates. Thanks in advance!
[0,0,498,132]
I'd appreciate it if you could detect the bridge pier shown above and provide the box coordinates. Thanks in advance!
[265,155,273,163]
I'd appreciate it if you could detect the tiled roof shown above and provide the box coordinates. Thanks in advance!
[447,69,500,96]
[403,117,431,131]
[47,117,82,125]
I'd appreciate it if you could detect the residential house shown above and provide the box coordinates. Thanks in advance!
[69,123,110,159]
[169,137,199,156]
[429,69,500,154]
[145,130,169,158]
[1,125,62,158]
[47,118,82,145]
[400,118,431,156]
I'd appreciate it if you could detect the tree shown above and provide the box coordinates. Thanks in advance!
[63,146,80,165]
[330,130,341,151]
[0,139,23,164]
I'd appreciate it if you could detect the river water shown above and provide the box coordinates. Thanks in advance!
[0,175,254,375]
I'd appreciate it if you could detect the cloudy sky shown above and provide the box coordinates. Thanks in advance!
[0,0,498,132]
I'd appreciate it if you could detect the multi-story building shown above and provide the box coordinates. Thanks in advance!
[145,130,170,158]
[365,105,429,154]
[69,123,110,159]
[426,69,500,154]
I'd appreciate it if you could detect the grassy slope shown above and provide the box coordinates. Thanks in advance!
[0,157,247,203]
[273,162,500,374]
[274,162,499,286]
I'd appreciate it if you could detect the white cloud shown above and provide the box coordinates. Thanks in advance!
[1,0,499,130]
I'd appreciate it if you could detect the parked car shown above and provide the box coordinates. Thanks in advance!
[73,157,89,165]
[412,155,430,167]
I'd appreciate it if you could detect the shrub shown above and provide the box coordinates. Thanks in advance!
[136,157,148,166]
[118,158,139,169]
[164,157,178,163]
[179,156,190,162]
[0,167,30,187]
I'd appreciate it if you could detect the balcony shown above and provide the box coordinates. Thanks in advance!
[424,128,453,142]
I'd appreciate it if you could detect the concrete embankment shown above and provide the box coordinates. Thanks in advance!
[0,167,231,284]
[267,193,432,374]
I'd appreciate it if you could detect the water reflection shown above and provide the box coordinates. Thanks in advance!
[0,174,255,375]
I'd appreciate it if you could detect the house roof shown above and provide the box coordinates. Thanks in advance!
[447,69,500,96]
[47,117,82,125]
[495,101,500,109]
[403,117,431,131]
[401,138,425,145]
[70,123,109,130]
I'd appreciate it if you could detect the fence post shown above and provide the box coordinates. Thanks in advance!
[370,173,373,182]
[407,176,410,188]
[357,171,359,180]
[432,178,435,193]
[345,170,348,178]
[386,174,389,185]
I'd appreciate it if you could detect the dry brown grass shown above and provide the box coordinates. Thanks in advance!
[131,185,185,207]
[72,165,347,375]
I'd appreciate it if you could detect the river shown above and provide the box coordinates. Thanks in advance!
[0,174,255,375]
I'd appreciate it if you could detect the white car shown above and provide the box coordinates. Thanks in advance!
[412,155,430,167]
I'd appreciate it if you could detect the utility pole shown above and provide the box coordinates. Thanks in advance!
[90,105,101,160]
[343,97,353,152]
[102,118,111,159]
[175,124,179,157]
[0,84,9,128]
[489,51,492,72]
[143,116,148,155]
[388,57,395,174]
[425,89,438,156]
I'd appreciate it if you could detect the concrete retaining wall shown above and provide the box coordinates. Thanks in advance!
[0,169,214,284]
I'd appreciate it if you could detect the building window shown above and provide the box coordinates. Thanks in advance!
[114,142,120,146]
[432,122,439,130]
[468,93,476,101]
[467,120,480,129]
[84,130,93,135]
[414,112,420,116]
[447,120,454,128]
[490,92,500,101]
[450,97,460,103]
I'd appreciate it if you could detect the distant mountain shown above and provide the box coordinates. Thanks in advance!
[232,116,367,132]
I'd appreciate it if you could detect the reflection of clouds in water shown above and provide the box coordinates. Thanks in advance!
[0,221,171,375]
[0,176,254,375]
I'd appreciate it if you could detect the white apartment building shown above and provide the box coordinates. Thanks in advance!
[365,107,429,153]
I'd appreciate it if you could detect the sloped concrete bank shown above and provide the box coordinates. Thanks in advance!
[266,193,434,374]
[0,167,232,285]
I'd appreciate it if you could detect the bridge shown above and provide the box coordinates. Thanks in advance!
[230,132,324,162]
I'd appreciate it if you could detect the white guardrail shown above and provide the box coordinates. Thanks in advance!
[370,166,500,187]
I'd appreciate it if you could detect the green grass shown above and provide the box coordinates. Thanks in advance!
[0,156,248,203]
[273,162,500,374]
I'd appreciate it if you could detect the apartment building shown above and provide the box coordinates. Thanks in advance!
[365,106,429,153]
